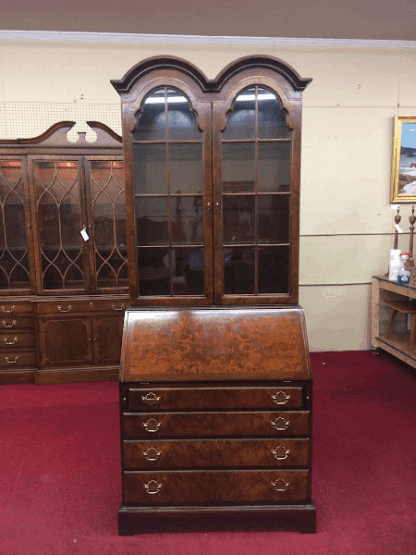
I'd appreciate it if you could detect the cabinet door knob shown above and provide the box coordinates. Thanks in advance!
[271,417,290,431]
[2,320,16,329]
[272,391,290,405]
[1,305,15,313]
[272,446,290,461]
[144,480,162,495]
[143,418,161,433]
[271,478,290,492]
[112,304,125,311]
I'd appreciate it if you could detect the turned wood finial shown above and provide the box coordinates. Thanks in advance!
[409,206,416,258]
[394,208,401,250]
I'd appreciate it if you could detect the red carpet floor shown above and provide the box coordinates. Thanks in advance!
[0,351,415,555]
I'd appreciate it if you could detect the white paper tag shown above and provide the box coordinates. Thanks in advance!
[391,204,400,210]
[395,224,403,233]
[80,227,89,241]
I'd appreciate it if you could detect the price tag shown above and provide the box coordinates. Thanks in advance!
[80,227,89,241]
[395,224,403,233]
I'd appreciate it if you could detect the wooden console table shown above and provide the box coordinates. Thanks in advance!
[371,275,416,368]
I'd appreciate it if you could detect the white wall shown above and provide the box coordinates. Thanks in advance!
[1,38,415,351]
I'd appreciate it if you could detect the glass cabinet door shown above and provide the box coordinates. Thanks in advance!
[0,158,33,293]
[132,87,210,301]
[86,158,128,292]
[30,157,88,292]
[215,86,293,303]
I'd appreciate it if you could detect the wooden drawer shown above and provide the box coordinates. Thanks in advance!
[123,411,310,439]
[0,332,35,350]
[123,469,310,505]
[123,438,310,470]
[126,385,305,411]
[36,299,127,316]
[0,302,33,316]
[0,317,34,331]
[0,350,37,369]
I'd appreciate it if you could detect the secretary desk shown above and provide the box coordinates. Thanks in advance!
[112,55,316,534]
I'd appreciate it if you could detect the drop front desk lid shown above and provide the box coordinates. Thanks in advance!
[120,307,311,382]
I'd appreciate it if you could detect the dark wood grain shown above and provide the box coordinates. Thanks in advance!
[123,438,309,469]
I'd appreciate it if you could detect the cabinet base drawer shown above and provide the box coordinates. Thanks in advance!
[0,351,36,369]
[127,385,305,411]
[123,469,310,505]
[123,411,310,438]
[118,503,317,535]
[123,438,310,469]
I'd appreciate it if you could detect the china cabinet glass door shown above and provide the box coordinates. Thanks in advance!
[85,158,128,292]
[214,86,293,303]
[112,55,310,306]
[132,87,211,301]
[0,158,33,293]
[30,156,88,293]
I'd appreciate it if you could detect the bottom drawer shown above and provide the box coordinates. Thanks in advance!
[123,469,310,505]
[0,350,37,369]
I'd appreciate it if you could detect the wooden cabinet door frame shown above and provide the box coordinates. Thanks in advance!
[116,72,214,306]
[112,56,311,307]
[28,154,91,295]
[0,154,37,295]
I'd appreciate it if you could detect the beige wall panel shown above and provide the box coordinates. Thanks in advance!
[270,48,403,108]
[299,283,371,351]
[299,234,393,286]
[300,106,396,236]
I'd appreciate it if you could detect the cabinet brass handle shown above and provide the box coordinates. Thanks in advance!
[272,391,291,405]
[271,417,290,431]
[111,304,124,311]
[5,356,19,364]
[4,337,18,345]
[271,478,289,492]
[272,446,290,461]
[1,305,15,313]
[143,418,161,433]
[144,480,162,495]
[2,320,16,329]
[143,447,162,462]
[142,392,161,405]
[57,305,72,313]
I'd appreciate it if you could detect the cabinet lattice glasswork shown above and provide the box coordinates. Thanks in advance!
[113,56,315,535]
[112,55,311,307]
[0,122,128,384]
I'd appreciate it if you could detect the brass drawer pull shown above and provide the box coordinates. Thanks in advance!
[143,418,161,433]
[272,446,290,461]
[271,478,289,492]
[142,392,161,405]
[2,320,16,329]
[5,356,19,364]
[271,416,290,431]
[144,480,162,495]
[57,305,72,313]
[4,337,18,345]
[111,304,125,311]
[1,305,15,313]
[272,391,291,405]
[143,447,162,462]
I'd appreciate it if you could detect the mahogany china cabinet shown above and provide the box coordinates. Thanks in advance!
[0,121,128,383]
[112,55,315,534]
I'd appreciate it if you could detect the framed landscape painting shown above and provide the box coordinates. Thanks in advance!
[390,116,416,203]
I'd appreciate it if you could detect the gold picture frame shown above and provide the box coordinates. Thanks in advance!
[390,116,416,203]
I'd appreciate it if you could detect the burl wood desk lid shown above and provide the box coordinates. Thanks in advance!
[120,307,311,382]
